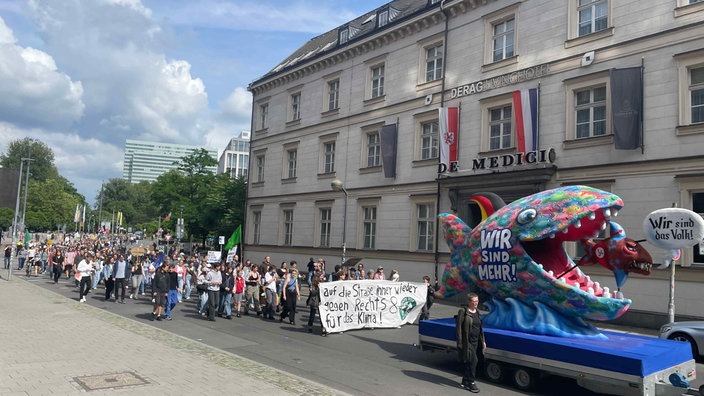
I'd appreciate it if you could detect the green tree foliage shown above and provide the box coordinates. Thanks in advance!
[2,139,247,243]
[0,138,59,182]
[0,207,14,229]
[1,138,84,231]
[25,179,82,231]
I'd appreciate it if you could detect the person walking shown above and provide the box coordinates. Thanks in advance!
[217,266,234,319]
[152,264,169,321]
[76,253,94,302]
[244,264,262,316]
[112,254,129,303]
[263,265,278,320]
[306,276,326,336]
[205,263,222,322]
[164,263,179,320]
[3,245,11,269]
[233,268,245,318]
[102,255,116,301]
[456,292,486,393]
[420,275,435,321]
[129,257,143,300]
[197,265,210,316]
[280,268,301,325]
[51,249,64,284]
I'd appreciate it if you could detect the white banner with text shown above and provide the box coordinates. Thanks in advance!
[319,280,427,334]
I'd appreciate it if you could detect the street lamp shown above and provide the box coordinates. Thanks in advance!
[331,179,348,267]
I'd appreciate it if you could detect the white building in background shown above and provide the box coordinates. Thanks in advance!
[246,0,704,324]
[217,131,251,179]
[122,139,218,183]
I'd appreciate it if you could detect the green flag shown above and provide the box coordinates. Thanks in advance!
[224,225,241,251]
[24,230,31,246]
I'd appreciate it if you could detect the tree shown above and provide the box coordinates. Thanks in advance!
[0,138,59,182]
[25,179,82,231]
[177,148,218,177]
[0,207,14,229]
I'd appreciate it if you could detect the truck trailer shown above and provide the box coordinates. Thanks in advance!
[417,317,701,396]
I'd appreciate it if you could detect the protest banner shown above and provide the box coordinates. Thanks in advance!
[318,280,427,334]
[226,247,238,263]
[207,250,222,263]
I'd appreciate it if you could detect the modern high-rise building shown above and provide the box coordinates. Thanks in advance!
[217,131,251,180]
[122,139,218,183]
[246,0,704,323]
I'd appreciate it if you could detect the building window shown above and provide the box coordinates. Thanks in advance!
[425,44,443,82]
[675,52,704,132]
[252,211,261,245]
[575,86,607,139]
[691,67,704,124]
[323,141,336,174]
[255,154,265,183]
[489,105,513,150]
[492,18,515,62]
[290,93,301,121]
[339,28,349,44]
[319,207,331,248]
[378,9,389,27]
[416,203,435,251]
[286,149,297,179]
[578,0,608,36]
[366,132,381,167]
[420,120,439,160]
[328,79,340,111]
[371,64,385,98]
[362,206,377,249]
[283,209,294,246]
[259,103,268,130]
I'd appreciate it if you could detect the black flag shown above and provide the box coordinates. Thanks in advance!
[380,124,398,178]
[610,67,643,150]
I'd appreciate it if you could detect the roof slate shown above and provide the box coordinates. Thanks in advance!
[252,0,436,85]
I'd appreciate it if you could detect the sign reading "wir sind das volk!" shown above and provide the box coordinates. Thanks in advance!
[319,280,427,334]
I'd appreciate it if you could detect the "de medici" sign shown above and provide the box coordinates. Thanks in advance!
[450,63,550,98]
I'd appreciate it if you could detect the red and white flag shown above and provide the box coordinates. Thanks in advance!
[512,88,539,153]
[163,212,171,221]
[439,107,459,168]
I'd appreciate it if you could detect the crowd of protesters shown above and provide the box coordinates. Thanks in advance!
[4,232,435,336]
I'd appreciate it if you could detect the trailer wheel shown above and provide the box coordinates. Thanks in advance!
[699,384,704,395]
[484,360,505,383]
[513,367,536,391]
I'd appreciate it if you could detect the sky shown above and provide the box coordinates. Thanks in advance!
[0,0,388,204]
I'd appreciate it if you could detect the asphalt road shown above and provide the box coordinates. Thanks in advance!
[21,270,704,396]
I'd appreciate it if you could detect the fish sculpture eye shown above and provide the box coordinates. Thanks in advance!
[516,208,537,225]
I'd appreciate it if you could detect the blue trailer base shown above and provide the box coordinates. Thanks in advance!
[419,317,693,377]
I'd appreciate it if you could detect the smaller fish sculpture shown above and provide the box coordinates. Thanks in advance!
[578,222,653,289]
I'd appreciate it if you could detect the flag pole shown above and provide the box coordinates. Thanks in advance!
[640,57,645,155]
[536,82,541,150]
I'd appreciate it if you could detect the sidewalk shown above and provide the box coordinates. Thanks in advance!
[0,275,347,396]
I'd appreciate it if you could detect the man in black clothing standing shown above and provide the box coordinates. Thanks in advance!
[456,292,486,393]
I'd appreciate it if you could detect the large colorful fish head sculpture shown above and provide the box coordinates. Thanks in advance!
[578,222,653,289]
[439,185,633,322]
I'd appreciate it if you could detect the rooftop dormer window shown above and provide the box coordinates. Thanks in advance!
[378,9,389,27]
[339,28,349,44]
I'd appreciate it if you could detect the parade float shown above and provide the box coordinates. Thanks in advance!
[417,185,704,395]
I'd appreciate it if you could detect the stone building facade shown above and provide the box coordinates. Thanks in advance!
[246,0,704,323]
